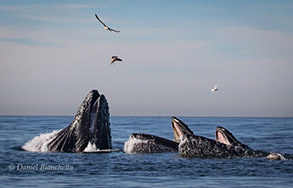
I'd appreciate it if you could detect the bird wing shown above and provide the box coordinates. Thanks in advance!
[113,57,122,61]
[108,27,120,33]
[95,14,107,27]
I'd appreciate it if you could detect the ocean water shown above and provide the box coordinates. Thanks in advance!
[0,116,293,188]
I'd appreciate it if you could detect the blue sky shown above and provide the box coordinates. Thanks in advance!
[1,0,293,116]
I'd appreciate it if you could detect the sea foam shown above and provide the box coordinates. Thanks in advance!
[22,131,121,153]
[123,136,148,154]
[83,141,98,152]
[22,130,61,152]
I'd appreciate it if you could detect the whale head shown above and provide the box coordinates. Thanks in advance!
[215,126,249,149]
[47,90,112,152]
[171,116,194,143]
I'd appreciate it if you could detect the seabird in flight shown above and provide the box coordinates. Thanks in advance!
[111,56,122,65]
[211,85,219,92]
[95,14,120,33]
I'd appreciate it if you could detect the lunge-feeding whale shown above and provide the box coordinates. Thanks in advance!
[172,116,287,159]
[22,90,112,152]
[215,126,287,160]
[123,116,288,159]
[47,90,112,152]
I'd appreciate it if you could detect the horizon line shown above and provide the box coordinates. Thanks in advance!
[0,114,292,118]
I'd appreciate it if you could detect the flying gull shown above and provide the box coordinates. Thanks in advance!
[111,56,122,65]
[95,14,120,33]
[211,85,218,92]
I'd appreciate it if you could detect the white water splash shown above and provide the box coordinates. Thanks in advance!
[83,141,121,153]
[267,153,287,160]
[22,130,61,152]
[83,141,98,152]
[123,136,148,154]
[22,131,121,153]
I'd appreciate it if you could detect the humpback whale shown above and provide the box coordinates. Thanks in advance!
[123,133,178,154]
[47,90,112,152]
[216,126,288,160]
[171,116,194,143]
[215,126,250,148]
[23,90,112,152]
[123,116,191,154]
[172,116,287,159]
[123,116,288,160]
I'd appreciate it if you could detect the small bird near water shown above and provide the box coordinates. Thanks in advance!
[95,14,120,33]
[111,56,122,65]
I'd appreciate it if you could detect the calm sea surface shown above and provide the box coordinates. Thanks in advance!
[0,116,292,188]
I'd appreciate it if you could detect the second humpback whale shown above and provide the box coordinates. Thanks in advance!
[123,116,288,160]
[22,90,112,152]
[172,116,287,159]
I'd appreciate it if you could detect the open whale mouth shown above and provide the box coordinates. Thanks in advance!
[85,91,112,150]
[171,116,194,142]
[44,90,112,152]
[215,126,241,146]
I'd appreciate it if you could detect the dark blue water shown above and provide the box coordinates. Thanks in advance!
[0,116,293,187]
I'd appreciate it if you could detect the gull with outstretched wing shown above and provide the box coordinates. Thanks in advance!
[95,14,120,33]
